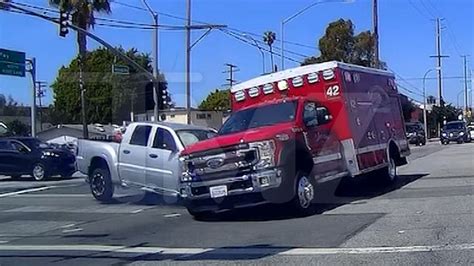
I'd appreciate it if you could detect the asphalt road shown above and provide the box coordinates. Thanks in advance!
[0,142,472,265]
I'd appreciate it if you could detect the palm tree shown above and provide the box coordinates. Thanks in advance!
[263,31,276,72]
[49,0,111,57]
[49,0,111,138]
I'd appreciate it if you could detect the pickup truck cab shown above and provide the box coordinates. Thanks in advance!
[77,122,216,202]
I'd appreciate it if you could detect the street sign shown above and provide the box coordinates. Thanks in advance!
[0,61,25,77]
[112,64,130,75]
[0,48,26,77]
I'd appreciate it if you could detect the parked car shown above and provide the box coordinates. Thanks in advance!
[468,125,474,140]
[180,61,410,218]
[405,122,426,146]
[0,137,76,181]
[76,122,217,202]
[441,121,471,144]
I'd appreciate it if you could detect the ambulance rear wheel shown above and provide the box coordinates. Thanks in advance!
[381,156,397,185]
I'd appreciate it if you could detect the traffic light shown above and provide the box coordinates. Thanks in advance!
[145,82,168,111]
[158,85,168,110]
[59,11,70,37]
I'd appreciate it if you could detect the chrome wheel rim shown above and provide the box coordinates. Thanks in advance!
[91,172,106,196]
[33,165,45,180]
[297,176,314,209]
[388,158,396,181]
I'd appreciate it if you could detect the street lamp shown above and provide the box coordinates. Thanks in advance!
[280,0,353,70]
[243,34,266,74]
[423,67,440,141]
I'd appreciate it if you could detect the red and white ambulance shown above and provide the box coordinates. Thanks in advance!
[180,61,410,217]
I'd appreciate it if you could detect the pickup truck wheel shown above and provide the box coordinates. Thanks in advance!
[289,172,315,216]
[90,167,114,202]
[32,163,48,181]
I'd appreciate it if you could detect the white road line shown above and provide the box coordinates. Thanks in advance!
[0,186,54,199]
[131,209,144,214]
[62,228,83,233]
[13,194,90,198]
[0,243,472,256]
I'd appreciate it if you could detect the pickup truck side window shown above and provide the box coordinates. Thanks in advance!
[153,128,177,152]
[129,125,152,146]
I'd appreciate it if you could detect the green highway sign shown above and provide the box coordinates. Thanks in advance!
[0,61,25,77]
[112,64,130,75]
[0,48,26,77]
[0,48,26,64]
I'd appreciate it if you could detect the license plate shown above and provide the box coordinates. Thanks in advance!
[209,185,228,198]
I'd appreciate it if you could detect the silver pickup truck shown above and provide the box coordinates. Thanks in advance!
[76,122,216,202]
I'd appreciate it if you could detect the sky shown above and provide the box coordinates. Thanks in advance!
[0,0,473,110]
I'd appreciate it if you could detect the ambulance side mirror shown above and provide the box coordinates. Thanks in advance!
[316,107,332,125]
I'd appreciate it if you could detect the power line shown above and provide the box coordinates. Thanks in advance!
[419,0,437,18]
[110,0,148,12]
[219,29,302,64]
[408,0,432,20]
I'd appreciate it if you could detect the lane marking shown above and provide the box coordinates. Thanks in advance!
[13,194,90,198]
[131,209,144,214]
[0,243,472,256]
[0,186,54,199]
[60,224,76,229]
[164,213,181,218]
[62,228,83,233]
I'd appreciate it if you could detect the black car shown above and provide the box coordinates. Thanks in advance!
[0,137,76,181]
[441,121,471,145]
[405,122,426,146]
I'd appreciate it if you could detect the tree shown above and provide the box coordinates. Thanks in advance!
[199,89,230,111]
[427,104,460,138]
[51,47,169,124]
[6,120,30,136]
[302,19,377,68]
[263,31,276,72]
[49,0,111,57]
[401,99,416,122]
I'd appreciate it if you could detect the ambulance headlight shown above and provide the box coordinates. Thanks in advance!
[250,140,276,170]
[442,132,447,137]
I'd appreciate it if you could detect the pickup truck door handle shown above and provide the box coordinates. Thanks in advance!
[149,154,158,159]
[123,150,131,154]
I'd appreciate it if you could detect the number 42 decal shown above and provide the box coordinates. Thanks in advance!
[326,85,340,98]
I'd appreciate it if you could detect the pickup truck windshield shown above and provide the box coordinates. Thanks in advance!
[218,101,297,136]
[176,129,217,147]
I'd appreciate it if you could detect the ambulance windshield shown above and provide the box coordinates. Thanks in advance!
[218,101,297,136]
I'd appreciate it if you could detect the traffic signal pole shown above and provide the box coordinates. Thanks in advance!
[26,58,36,137]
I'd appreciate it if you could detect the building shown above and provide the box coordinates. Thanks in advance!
[135,108,224,130]
[37,124,122,144]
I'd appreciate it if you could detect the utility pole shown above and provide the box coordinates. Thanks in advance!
[185,0,191,124]
[430,18,449,107]
[183,0,226,124]
[26,58,36,137]
[35,81,47,131]
[223,64,239,88]
[142,0,160,122]
[373,0,379,68]
[461,55,469,115]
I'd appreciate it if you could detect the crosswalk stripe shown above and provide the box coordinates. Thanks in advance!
[0,243,472,255]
